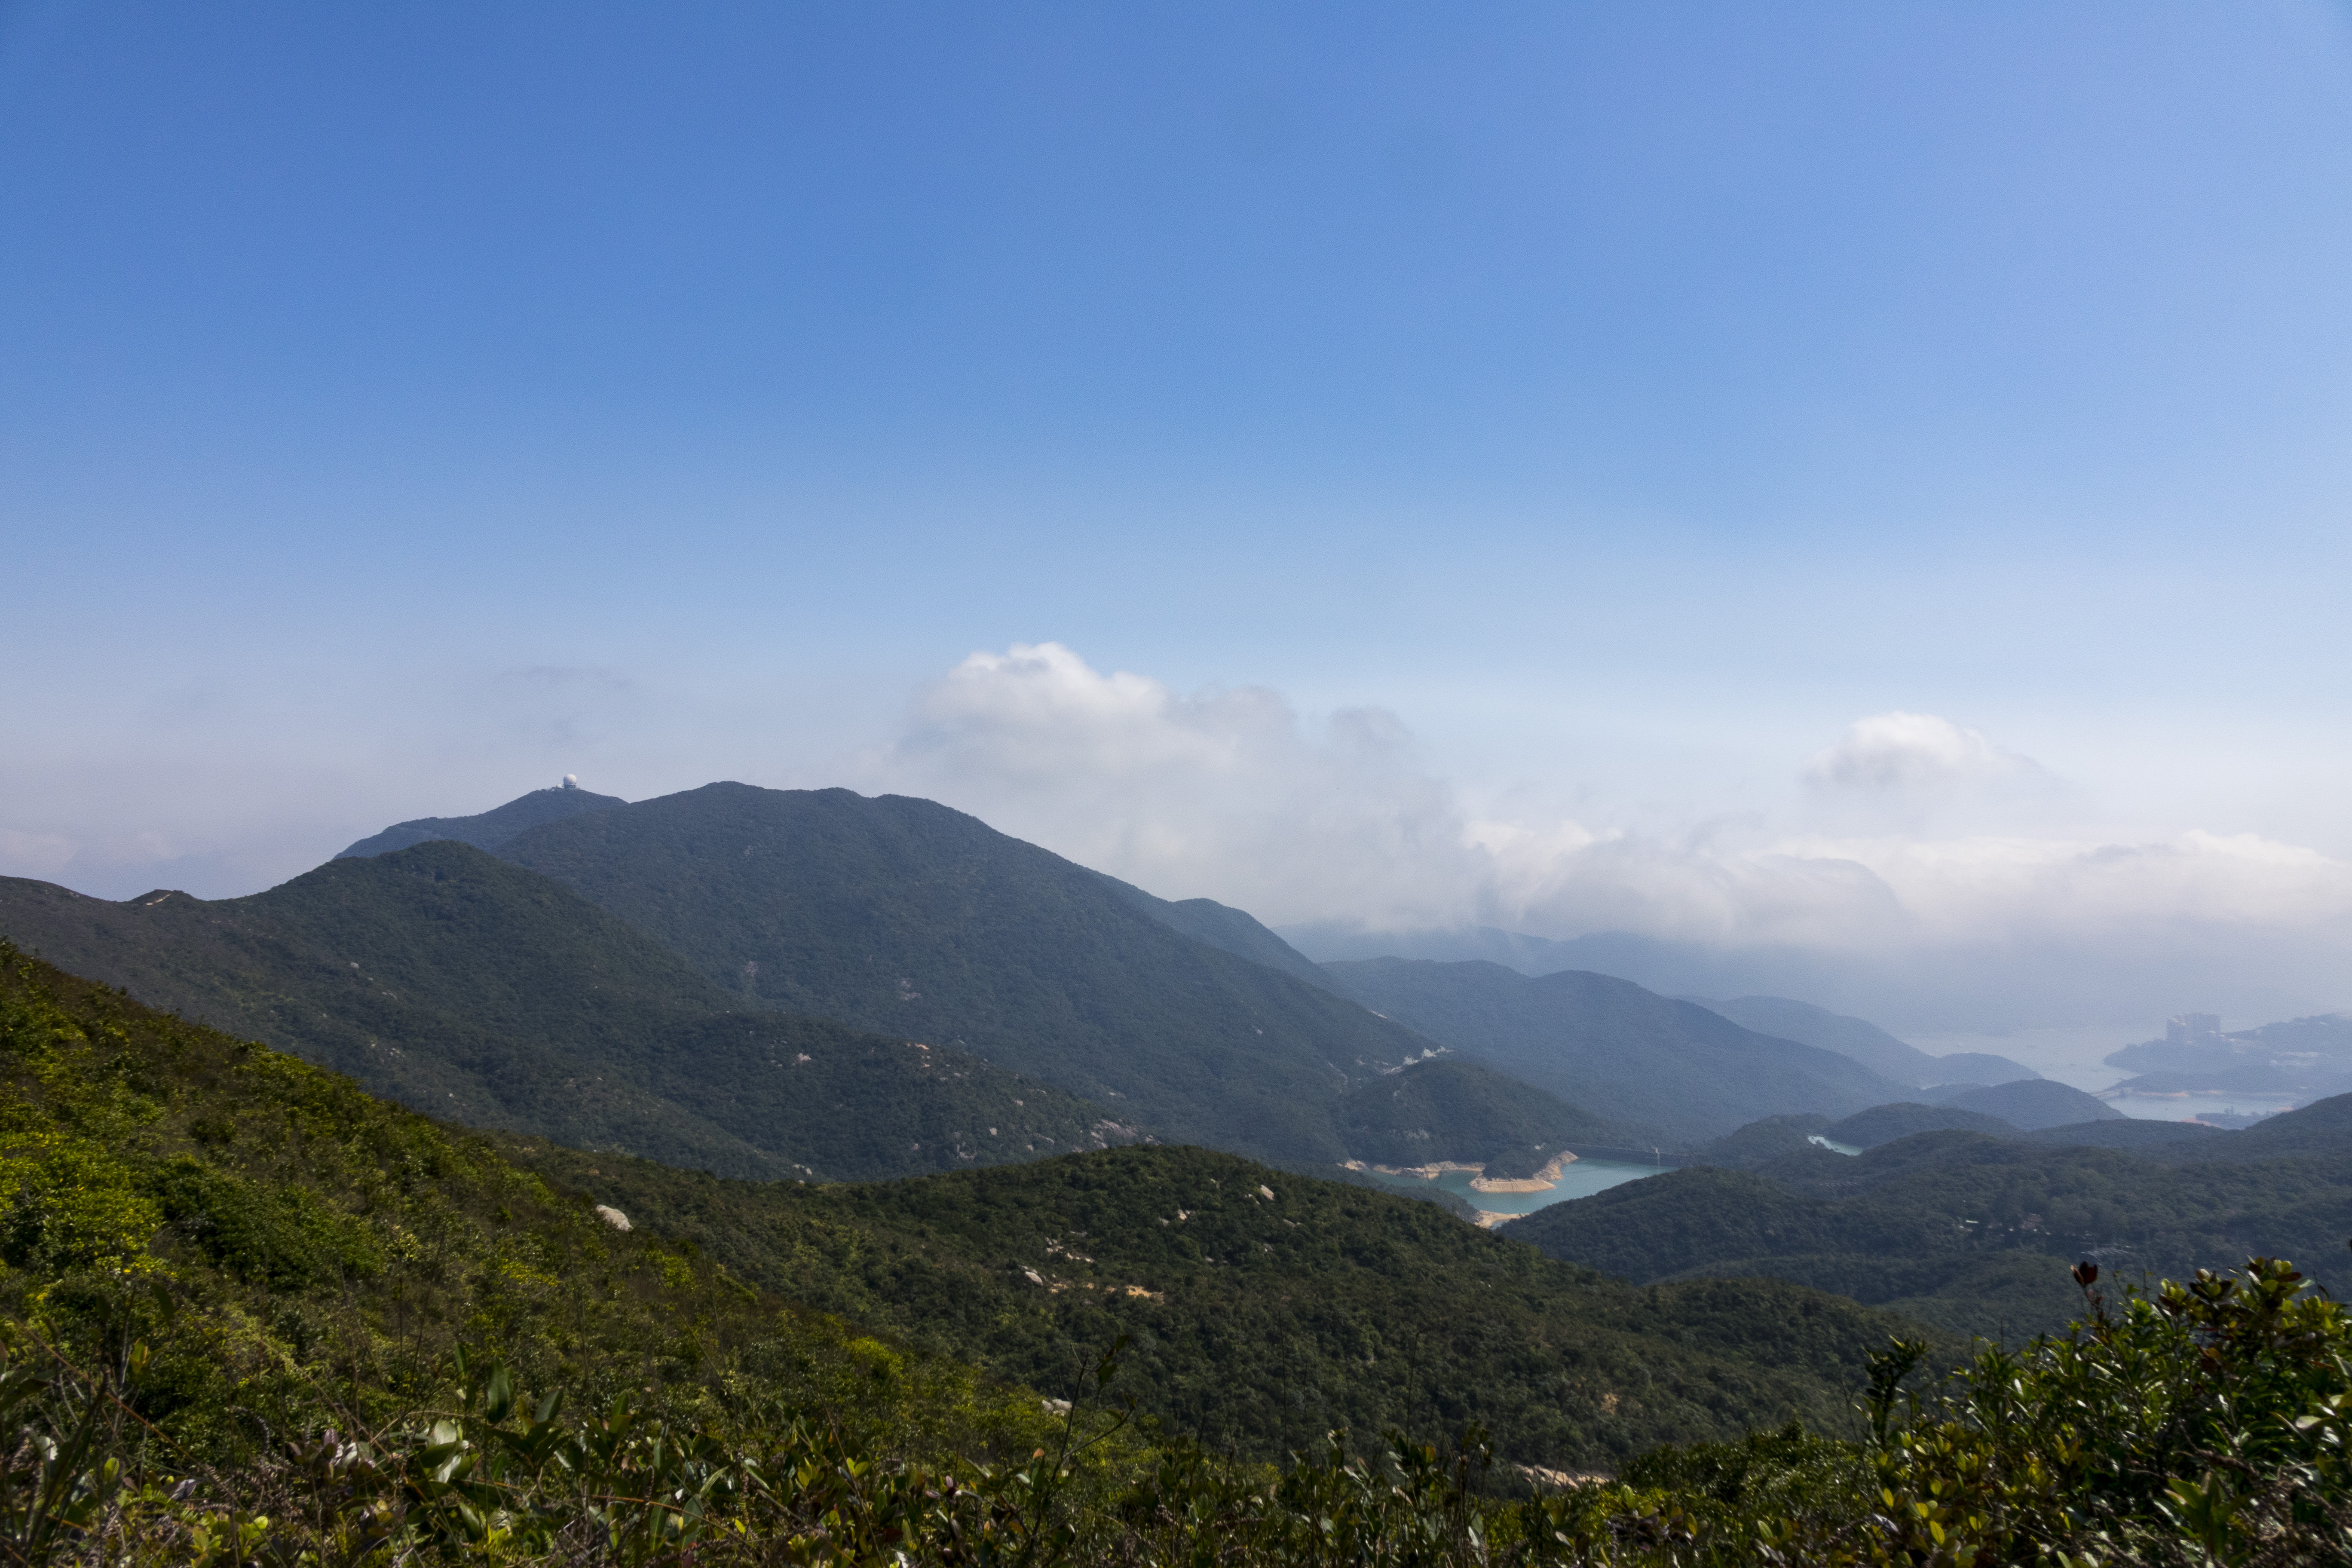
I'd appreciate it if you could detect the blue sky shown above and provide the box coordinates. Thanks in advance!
[6,2,2351,1033]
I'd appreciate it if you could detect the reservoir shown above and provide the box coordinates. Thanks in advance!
[1356,1156,1669,1219]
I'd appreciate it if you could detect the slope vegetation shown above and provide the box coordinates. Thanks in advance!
[493,1135,1920,1468]
[0,843,1114,1181]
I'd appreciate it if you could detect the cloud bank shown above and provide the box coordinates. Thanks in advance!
[868,644,2352,1032]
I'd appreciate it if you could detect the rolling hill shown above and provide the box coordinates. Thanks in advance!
[0,842,1119,1181]
[1314,959,1915,1143]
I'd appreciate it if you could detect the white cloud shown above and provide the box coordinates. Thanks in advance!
[1805,711,2043,793]
[871,643,1485,929]
[861,645,2352,1028]
[0,829,78,880]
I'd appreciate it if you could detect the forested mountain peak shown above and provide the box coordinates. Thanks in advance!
[487,782,1446,1164]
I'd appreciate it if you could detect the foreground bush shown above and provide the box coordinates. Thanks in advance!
[1,1249,2346,1564]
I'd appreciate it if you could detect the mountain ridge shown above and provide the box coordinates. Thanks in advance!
[335,780,628,858]
[0,840,1120,1181]
[1315,957,1916,1142]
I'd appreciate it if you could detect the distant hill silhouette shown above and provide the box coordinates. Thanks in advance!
[1924,1078,2119,1130]
[1691,995,2037,1089]
[1283,924,1854,1001]
[1314,958,1914,1142]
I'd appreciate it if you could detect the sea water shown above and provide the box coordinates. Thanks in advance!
[1356,1158,1668,1218]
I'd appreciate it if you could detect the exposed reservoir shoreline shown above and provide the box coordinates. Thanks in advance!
[1345,1149,1673,1223]
[1341,1153,1581,1193]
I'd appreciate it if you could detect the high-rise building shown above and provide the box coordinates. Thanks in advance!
[2166,1012,2224,1049]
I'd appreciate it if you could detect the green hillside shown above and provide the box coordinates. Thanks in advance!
[487,1135,1922,1469]
[491,783,1445,1164]
[0,941,1074,1471]
[0,842,1116,1181]
[1317,959,1913,1143]
[1510,1117,2352,1342]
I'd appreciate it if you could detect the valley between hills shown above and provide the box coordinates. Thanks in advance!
[2,779,2349,1559]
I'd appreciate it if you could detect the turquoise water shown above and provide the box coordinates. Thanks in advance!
[1356,1157,1669,1217]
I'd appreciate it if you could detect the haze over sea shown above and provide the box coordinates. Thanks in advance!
[6,3,2349,1056]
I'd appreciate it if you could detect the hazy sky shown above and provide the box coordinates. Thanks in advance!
[6,3,2351,1034]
